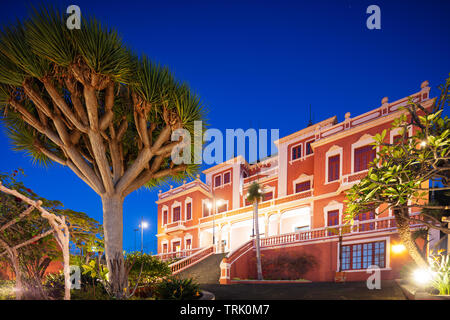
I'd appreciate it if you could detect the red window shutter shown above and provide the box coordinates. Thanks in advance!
[224,172,231,184]
[214,175,222,187]
[163,243,167,253]
[186,202,192,220]
[173,206,181,222]
[306,141,314,155]
[354,145,376,172]
[295,181,311,193]
[327,210,339,226]
[328,155,340,182]
[163,210,168,225]
[263,191,273,201]
[292,145,302,160]
[186,239,191,249]
[393,135,402,144]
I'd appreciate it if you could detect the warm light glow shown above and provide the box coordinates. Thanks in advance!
[216,199,224,207]
[141,221,149,229]
[420,140,427,147]
[206,202,212,209]
[391,243,406,254]
[413,268,433,285]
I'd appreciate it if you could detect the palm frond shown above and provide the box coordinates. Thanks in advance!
[26,5,75,67]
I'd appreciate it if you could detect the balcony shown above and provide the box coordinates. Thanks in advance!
[259,213,426,248]
[163,221,186,234]
[342,170,369,187]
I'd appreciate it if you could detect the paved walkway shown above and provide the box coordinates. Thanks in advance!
[200,280,406,300]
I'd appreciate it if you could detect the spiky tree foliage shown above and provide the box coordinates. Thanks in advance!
[246,182,264,280]
[0,7,205,297]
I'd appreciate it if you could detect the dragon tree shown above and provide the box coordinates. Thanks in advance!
[0,7,204,297]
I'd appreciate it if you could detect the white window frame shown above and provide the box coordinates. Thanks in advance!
[202,199,212,217]
[222,170,232,186]
[325,145,343,184]
[170,237,182,252]
[323,201,344,226]
[337,236,391,272]
[216,199,229,213]
[351,134,379,174]
[213,173,222,189]
[292,174,313,194]
[184,234,193,250]
[171,201,182,223]
[184,197,193,221]
[389,126,413,144]
[161,205,169,227]
[290,142,303,163]
[161,240,169,253]
[305,138,315,156]
[261,186,275,202]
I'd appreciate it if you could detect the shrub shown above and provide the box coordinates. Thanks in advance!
[44,270,109,300]
[429,252,450,295]
[261,253,317,280]
[155,276,200,300]
[0,280,15,300]
[126,252,172,294]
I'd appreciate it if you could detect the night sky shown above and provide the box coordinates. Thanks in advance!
[0,0,449,254]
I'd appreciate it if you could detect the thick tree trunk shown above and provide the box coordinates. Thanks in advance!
[394,211,428,268]
[11,252,23,300]
[253,202,263,280]
[101,194,127,298]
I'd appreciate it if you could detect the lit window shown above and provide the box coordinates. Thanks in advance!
[203,202,210,217]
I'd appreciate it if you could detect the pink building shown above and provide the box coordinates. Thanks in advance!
[156,81,435,283]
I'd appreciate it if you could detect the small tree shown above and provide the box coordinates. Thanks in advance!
[246,182,264,280]
[345,77,450,267]
[0,170,103,299]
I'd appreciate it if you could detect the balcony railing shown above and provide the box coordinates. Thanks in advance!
[155,247,202,262]
[342,170,369,186]
[163,221,186,233]
[260,213,426,248]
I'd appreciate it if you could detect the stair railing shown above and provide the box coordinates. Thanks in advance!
[169,244,215,275]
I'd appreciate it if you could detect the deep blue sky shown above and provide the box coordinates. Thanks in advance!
[0,0,449,254]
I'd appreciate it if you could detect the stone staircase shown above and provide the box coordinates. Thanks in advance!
[175,253,227,284]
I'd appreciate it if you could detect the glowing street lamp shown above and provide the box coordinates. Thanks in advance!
[413,268,433,286]
[139,217,149,254]
[391,243,406,254]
